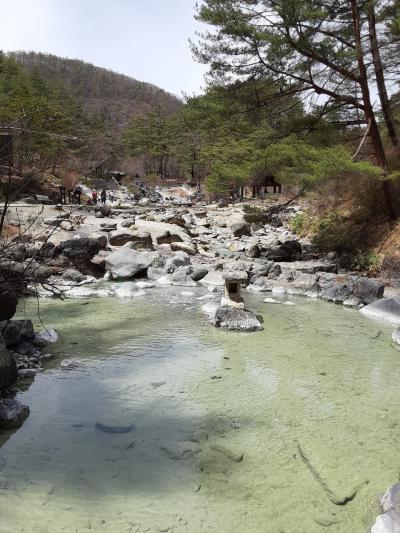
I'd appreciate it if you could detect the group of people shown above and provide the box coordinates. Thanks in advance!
[90,189,107,205]
[70,184,110,206]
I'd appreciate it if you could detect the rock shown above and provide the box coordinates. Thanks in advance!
[160,442,201,460]
[60,221,74,231]
[0,284,18,321]
[190,430,209,443]
[34,328,59,346]
[15,341,40,356]
[34,194,50,203]
[353,277,384,304]
[0,399,29,429]
[0,339,17,389]
[62,269,86,283]
[138,197,150,206]
[165,252,191,273]
[246,244,260,258]
[382,483,400,513]
[109,231,153,250]
[360,298,400,325]
[210,443,244,462]
[57,237,104,261]
[95,211,104,219]
[171,266,197,287]
[156,231,183,245]
[263,240,302,262]
[191,268,209,282]
[121,219,135,228]
[65,286,114,298]
[105,249,154,280]
[100,223,118,232]
[392,328,400,345]
[231,222,251,238]
[171,242,196,255]
[213,306,264,332]
[371,510,400,533]
[1,319,35,348]
[114,282,142,298]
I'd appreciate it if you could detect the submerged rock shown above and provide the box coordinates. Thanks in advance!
[213,306,264,332]
[0,398,29,429]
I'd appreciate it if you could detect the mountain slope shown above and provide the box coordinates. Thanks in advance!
[7,51,182,136]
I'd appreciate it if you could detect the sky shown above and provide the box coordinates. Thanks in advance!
[1,0,209,97]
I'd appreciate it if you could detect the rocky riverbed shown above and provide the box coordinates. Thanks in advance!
[1,189,400,531]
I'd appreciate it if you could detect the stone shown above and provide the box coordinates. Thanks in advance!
[371,510,400,533]
[231,222,251,238]
[95,211,104,218]
[213,306,264,332]
[60,221,74,231]
[1,320,35,348]
[34,328,59,346]
[109,231,153,250]
[15,341,40,356]
[382,483,400,513]
[65,286,114,298]
[62,269,86,283]
[171,266,197,287]
[0,284,18,321]
[165,252,191,273]
[191,268,209,282]
[360,298,400,325]
[121,219,135,228]
[392,328,400,345]
[0,399,29,429]
[353,277,384,304]
[34,194,50,203]
[105,249,154,280]
[57,237,104,261]
[138,197,150,206]
[171,242,196,255]
[200,271,224,287]
[246,244,260,258]
[0,339,17,389]
[156,231,183,245]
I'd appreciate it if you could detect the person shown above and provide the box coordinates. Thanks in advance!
[73,185,81,205]
[100,189,107,205]
[91,189,98,205]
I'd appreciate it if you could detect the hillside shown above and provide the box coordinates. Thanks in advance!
[7,51,182,137]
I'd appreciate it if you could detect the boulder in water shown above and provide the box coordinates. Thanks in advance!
[381,483,400,513]
[371,510,400,533]
[0,399,29,429]
[213,306,264,332]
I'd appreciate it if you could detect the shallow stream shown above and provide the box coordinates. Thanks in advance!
[0,287,399,532]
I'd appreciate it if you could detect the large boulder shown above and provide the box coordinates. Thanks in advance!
[213,306,264,332]
[156,231,183,245]
[263,240,302,262]
[360,297,400,325]
[109,231,153,250]
[0,398,29,429]
[0,339,17,389]
[0,319,35,348]
[191,267,209,282]
[0,284,18,321]
[231,223,251,238]
[57,237,105,261]
[105,249,154,280]
[353,277,384,304]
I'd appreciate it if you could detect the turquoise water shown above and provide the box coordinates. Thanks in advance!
[0,287,398,532]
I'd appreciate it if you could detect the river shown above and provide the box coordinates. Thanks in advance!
[0,286,398,532]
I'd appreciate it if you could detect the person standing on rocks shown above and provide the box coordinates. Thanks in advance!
[100,189,107,205]
[92,189,98,205]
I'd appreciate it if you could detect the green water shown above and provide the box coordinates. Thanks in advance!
[0,287,399,533]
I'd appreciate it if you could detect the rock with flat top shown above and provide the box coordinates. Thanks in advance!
[105,249,154,280]
[213,306,263,332]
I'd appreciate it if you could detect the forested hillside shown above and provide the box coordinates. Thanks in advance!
[7,51,181,136]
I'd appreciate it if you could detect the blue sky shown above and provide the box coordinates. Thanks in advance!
[1,0,209,97]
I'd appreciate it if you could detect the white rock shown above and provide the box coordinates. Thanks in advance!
[36,328,59,344]
[135,281,155,289]
[264,297,281,304]
[284,301,295,306]
[382,484,400,513]
[272,286,287,295]
[371,510,400,533]
[201,302,219,317]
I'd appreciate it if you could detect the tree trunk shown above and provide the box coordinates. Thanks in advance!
[368,1,400,153]
[351,0,398,219]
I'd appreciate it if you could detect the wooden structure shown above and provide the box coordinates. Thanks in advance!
[243,176,281,198]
